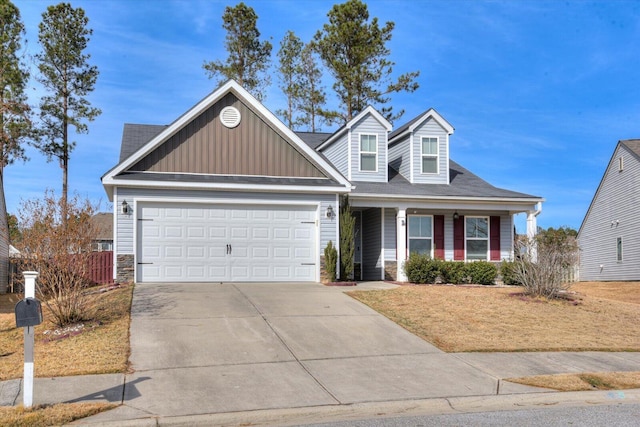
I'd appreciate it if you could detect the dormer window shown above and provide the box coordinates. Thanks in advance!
[360,134,378,172]
[421,137,438,174]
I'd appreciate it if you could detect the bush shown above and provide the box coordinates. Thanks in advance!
[324,240,338,282]
[500,260,521,286]
[403,253,440,284]
[439,261,466,284]
[464,261,497,285]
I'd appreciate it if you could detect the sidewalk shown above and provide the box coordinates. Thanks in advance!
[2,351,639,426]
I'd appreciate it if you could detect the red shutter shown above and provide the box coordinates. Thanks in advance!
[490,216,501,261]
[434,215,444,259]
[453,215,465,260]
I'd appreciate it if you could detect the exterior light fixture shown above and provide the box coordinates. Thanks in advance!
[121,200,130,215]
[453,211,459,220]
[326,205,335,219]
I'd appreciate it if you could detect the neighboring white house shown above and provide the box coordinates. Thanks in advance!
[101,80,543,284]
[578,139,640,281]
[0,172,9,293]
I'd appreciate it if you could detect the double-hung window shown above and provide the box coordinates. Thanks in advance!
[421,137,438,174]
[466,217,489,260]
[360,134,377,172]
[408,215,433,256]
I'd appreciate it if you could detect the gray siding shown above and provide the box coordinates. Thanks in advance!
[0,173,7,292]
[388,136,411,181]
[362,208,383,280]
[383,208,397,260]
[579,144,640,280]
[115,187,336,256]
[412,117,449,184]
[322,133,349,178]
[350,115,388,183]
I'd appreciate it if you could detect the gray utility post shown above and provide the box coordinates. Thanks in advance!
[22,271,39,407]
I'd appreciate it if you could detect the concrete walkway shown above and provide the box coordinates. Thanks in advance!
[1,281,639,426]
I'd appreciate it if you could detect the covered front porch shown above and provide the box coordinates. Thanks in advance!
[349,198,542,282]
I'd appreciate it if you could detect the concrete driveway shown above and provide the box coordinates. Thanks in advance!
[122,282,499,417]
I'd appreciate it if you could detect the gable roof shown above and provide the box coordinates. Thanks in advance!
[578,139,640,236]
[102,80,352,198]
[316,106,393,151]
[90,212,113,241]
[389,108,454,143]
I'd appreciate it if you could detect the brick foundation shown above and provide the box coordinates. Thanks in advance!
[384,261,397,281]
[116,254,134,283]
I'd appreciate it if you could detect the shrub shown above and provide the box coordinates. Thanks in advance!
[324,240,338,282]
[500,260,521,286]
[464,261,497,285]
[439,261,467,284]
[403,253,440,284]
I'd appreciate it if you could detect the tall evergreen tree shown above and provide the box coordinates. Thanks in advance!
[297,44,336,132]
[35,2,101,209]
[203,2,272,101]
[314,0,419,123]
[276,30,303,128]
[0,0,31,176]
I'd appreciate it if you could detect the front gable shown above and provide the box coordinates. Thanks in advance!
[102,80,351,198]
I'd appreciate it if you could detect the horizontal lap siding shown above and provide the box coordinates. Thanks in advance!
[579,145,640,281]
[351,115,387,183]
[383,208,397,260]
[115,188,336,255]
[322,134,349,178]
[412,118,449,185]
[362,208,382,280]
[389,137,411,181]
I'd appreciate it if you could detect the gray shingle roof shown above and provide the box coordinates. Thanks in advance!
[351,161,539,199]
[295,131,333,149]
[113,172,342,187]
[621,139,640,157]
[119,123,167,162]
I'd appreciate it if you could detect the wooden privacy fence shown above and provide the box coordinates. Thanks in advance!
[86,251,114,285]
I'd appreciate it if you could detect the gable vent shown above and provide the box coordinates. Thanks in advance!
[220,106,241,128]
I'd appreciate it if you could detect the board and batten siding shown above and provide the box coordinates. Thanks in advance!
[115,188,337,256]
[362,208,383,280]
[321,133,349,178]
[388,137,411,182]
[411,117,449,185]
[579,144,640,281]
[350,115,388,183]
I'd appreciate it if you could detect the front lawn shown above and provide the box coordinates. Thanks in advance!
[348,283,640,352]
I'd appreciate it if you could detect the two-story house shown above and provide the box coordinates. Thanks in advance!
[102,80,543,284]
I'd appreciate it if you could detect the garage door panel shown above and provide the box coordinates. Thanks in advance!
[138,203,317,282]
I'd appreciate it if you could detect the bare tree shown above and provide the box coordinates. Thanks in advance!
[15,190,98,326]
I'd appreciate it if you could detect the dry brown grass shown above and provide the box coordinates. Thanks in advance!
[507,371,640,391]
[0,284,133,381]
[0,403,115,427]
[573,281,640,305]
[348,284,640,352]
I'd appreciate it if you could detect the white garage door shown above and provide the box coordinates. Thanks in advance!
[137,203,317,282]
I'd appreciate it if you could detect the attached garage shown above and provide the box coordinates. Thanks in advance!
[136,202,318,283]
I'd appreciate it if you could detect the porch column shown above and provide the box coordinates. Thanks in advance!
[526,202,542,262]
[396,208,408,282]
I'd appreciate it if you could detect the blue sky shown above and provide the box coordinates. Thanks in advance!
[5,0,640,232]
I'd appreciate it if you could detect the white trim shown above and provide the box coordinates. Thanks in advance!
[317,106,392,151]
[616,236,623,262]
[112,187,118,280]
[388,108,455,145]
[407,214,434,258]
[409,133,414,183]
[396,207,408,282]
[102,80,352,197]
[465,216,490,261]
[359,133,378,173]
[380,208,385,280]
[420,136,439,175]
[446,133,450,184]
[347,130,352,180]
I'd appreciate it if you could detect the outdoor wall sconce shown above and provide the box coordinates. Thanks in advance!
[326,205,335,219]
[121,200,130,215]
[453,211,459,220]
[401,219,405,226]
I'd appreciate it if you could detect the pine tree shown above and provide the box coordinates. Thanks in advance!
[203,2,272,101]
[276,30,303,128]
[0,0,31,175]
[35,2,101,209]
[314,0,419,123]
